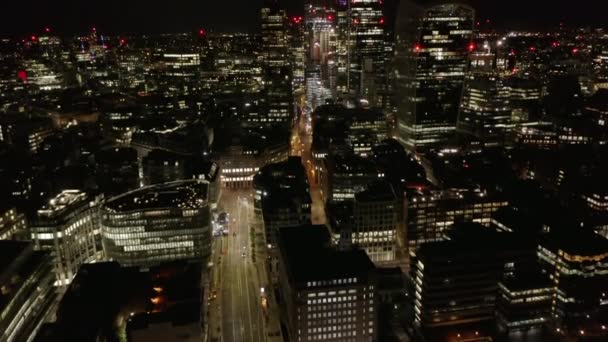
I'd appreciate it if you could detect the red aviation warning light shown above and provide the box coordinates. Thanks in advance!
[414,44,422,53]
[17,70,28,84]
[44,27,51,33]
[198,29,207,37]
[327,15,334,21]
[468,43,476,52]
[379,17,385,25]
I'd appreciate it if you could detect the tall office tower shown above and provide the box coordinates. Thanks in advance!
[305,1,338,98]
[253,157,311,250]
[457,52,512,146]
[31,190,103,286]
[277,225,378,342]
[263,66,295,126]
[101,180,212,268]
[261,0,289,67]
[335,0,350,94]
[305,1,337,64]
[261,1,295,129]
[508,76,542,124]
[348,0,387,106]
[395,1,475,150]
[0,241,57,342]
[288,15,307,89]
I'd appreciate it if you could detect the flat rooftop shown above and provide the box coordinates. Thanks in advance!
[104,181,208,212]
[279,225,375,285]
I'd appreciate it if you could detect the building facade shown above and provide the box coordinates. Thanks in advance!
[31,190,103,286]
[0,206,27,240]
[353,182,402,266]
[395,1,475,150]
[101,180,212,268]
[278,225,378,342]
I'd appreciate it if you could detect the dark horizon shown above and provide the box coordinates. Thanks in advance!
[0,0,606,36]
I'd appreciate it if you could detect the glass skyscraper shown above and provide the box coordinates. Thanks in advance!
[348,0,386,106]
[394,1,475,150]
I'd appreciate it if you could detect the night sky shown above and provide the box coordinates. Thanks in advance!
[0,0,605,36]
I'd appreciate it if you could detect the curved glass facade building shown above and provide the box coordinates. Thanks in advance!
[394,1,474,150]
[101,180,211,268]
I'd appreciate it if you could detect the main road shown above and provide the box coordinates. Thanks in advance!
[209,189,266,342]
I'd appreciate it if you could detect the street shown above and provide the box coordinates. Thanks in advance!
[209,189,266,342]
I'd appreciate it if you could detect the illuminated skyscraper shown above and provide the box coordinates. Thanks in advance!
[348,0,386,106]
[305,1,336,64]
[395,1,475,150]
[457,52,512,146]
[261,1,296,128]
[261,0,289,67]
[304,0,338,100]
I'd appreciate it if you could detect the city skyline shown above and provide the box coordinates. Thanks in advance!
[1,0,607,35]
[2,0,608,341]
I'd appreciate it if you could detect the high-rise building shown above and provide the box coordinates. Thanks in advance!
[277,225,378,342]
[394,1,475,150]
[305,1,338,100]
[0,241,57,342]
[305,1,337,64]
[348,0,386,106]
[457,72,512,146]
[31,190,103,286]
[288,15,307,89]
[263,66,295,127]
[261,0,289,67]
[335,0,350,94]
[101,180,212,268]
[260,1,296,130]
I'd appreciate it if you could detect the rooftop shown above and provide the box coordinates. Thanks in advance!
[104,180,208,213]
[278,225,375,285]
[38,190,88,217]
[355,181,397,203]
[540,230,608,257]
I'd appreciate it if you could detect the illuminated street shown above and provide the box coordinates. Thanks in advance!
[209,189,265,342]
